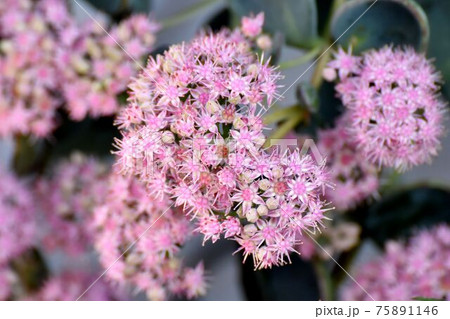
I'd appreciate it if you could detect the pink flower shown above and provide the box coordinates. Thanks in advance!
[182,263,207,299]
[0,0,159,137]
[94,171,206,300]
[114,15,332,271]
[35,153,109,256]
[342,224,450,301]
[326,46,446,170]
[317,113,379,210]
[30,271,123,301]
[0,266,15,300]
[0,166,35,264]
[241,12,264,37]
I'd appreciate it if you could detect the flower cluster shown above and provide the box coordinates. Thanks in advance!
[0,266,16,300]
[30,271,122,301]
[115,14,332,269]
[59,14,159,120]
[0,0,69,137]
[94,172,206,300]
[0,166,35,264]
[0,0,158,137]
[35,153,109,255]
[317,114,379,210]
[324,46,446,170]
[342,224,450,301]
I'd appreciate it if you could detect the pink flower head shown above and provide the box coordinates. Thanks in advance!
[0,0,159,137]
[94,171,206,300]
[241,12,264,38]
[36,153,109,255]
[0,264,16,300]
[326,46,446,170]
[59,14,159,120]
[0,0,69,137]
[31,271,123,301]
[318,113,379,210]
[0,166,35,264]
[342,224,450,301]
[114,16,333,270]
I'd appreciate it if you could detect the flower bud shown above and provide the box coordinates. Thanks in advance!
[71,56,90,74]
[243,224,257,236]
[206,100,220,114]
[163,59,174,74]
[271,166,284,179]
[123,264,137,277]
[146,287,166,301]
[126,253,142,266]
[256,247,267,261]
[233,116,245,129]
[266,197,279,210]
[246,208,259,223]
[236,206,244,218]
[0,40,13,54]
[256,35,272,51]
[257,204,268,217]
[229,95,241,105]
[259,179,271,191]
[247,64,259,77]
[322,67,337,82]
[161,131,175,144]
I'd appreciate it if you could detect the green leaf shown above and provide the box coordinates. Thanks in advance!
[127,0,152,13]
[351,186,450,245]
[415,0,450,99]
[83,0,122,15]
[228,0,319,48]
[296,82,319,114]
[331,0,430,53]
[412,296,446,301]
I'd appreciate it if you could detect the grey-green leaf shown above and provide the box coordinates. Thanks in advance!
[228,0,318,49]
[83,0,151,17]
[331,0,429,54]
[416,0,450,99]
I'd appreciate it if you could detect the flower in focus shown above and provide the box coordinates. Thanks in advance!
[342,224,450,301]
[317,113,379,211]
[114,14,333,269]
[94,172,205,300]
[325,46,446,170]
[35,153,109,255]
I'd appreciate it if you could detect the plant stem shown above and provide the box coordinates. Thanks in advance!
[310,49,332,88]
[264,110,304,148]
[313,260,336,301]
[263,104,302,125]
[161,0,221,30]
[279,44,323,70]
[310,0,345,88]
